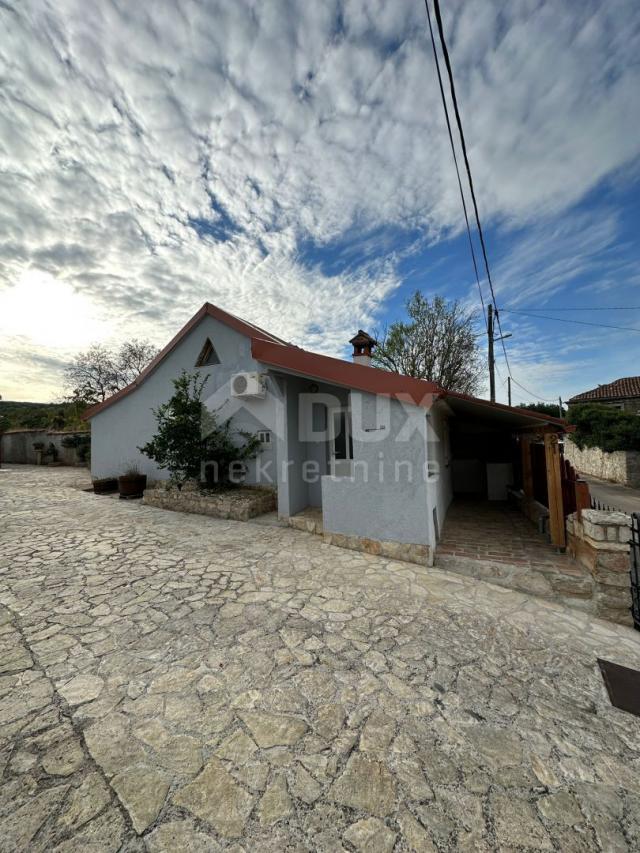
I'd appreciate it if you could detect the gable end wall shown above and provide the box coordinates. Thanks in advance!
[90,315,277,481]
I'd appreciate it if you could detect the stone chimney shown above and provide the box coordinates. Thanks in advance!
[349,330,378,367]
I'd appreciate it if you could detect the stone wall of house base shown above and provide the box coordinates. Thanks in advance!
[564,437,640,488]
[323,531,430,566]
[566,509,633,626]
[284,513,430,566]
[143,483,276,521]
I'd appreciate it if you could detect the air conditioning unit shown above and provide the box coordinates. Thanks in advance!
[231,372,265,398]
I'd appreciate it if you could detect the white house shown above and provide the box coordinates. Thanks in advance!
[85,303,568,565]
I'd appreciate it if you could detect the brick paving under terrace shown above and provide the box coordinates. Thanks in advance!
[436,500,593,606]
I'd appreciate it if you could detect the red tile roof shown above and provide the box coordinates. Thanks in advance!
[83,302,567,430]
[82,303,287,419]
[568,376,640,404]
[251,338,441,406]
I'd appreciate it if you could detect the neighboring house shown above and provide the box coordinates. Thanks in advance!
[84,303,567,565]
[568,377,640,413]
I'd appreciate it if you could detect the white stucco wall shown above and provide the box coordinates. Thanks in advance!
[426,401,454,541]
[91,319,455,550]
[275,375,348,517]
[321,392,432,546]
[90,315,277,482]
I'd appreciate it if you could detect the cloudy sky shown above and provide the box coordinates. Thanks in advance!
[1,0,639,404]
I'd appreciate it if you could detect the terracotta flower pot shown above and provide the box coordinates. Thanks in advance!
[118,474,147,499]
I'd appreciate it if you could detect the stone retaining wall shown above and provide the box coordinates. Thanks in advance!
[143,483,276,521]
[285,513,430,566]
[566,509,633,625]
[564,437,640,488]
[0,429,89,466]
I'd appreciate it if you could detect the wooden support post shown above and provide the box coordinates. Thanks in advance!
[575,479,591,520]
[544,433,566,549]
[521,436,533,499]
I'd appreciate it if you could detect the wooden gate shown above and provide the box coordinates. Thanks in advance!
[560,452,590,519]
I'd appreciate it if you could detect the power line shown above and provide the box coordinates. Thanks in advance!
[422,0,487,332]
[509,375,559,404]
[501,309,640,333]
[503,305,640,311]
[430,0,512,377]
[501,366,554,405]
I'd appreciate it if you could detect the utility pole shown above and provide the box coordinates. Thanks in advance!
[488,304,495,402]
[507,376,512,407]
[558,396,563,419]
[487,305,511,404]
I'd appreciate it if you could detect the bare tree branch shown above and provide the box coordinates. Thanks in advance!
[372,292,483,394]
[64,340,159,405]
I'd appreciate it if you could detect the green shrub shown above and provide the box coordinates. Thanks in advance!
[201,409,261,487]
[139,371,261,486]
[139,372,207,484]
[569,404,640,453]
[518,402,566,418]
[61,433,91,462]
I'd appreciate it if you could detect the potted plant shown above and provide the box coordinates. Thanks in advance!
[118,464,147,499]
[33,441,45,465]
[46,442,61,466]
[92,476,119,495]
[61,433,91,466]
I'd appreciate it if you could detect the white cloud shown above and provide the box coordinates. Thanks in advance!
[1,0,639,399]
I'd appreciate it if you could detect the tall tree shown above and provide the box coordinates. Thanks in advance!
[64,344,119,405]
[373,292,483,394]
[64,339,159,404]
[115,340,160,386]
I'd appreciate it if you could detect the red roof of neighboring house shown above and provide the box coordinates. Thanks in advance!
[568,376,640,404]
[83,302,568,430]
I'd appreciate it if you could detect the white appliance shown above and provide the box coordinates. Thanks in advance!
[487,463,513,501]
[230,372,265,398]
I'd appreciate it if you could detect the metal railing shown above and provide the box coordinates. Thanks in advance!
[591,495,622,513]
[631,513,640,631]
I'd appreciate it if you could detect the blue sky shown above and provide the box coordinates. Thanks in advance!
[1,0,639,403]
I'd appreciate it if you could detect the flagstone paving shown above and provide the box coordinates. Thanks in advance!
[1,465,639,851]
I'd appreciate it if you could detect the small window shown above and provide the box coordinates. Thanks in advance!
[312,402,327,432]
[258,430,271,445]
[195,338,220,367]
[332,409,353,460]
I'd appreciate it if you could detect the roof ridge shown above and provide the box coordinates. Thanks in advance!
[568,375,640,402]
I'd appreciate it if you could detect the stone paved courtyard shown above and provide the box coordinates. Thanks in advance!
[1,466,640,852]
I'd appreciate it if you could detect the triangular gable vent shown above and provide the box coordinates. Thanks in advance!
[195,338,220,366]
